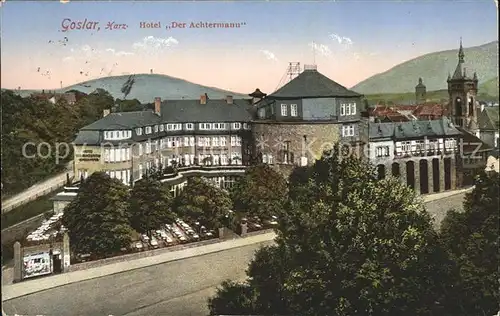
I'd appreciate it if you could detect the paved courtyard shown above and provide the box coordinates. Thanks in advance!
[3,242,272,316]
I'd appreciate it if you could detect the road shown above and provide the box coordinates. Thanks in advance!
[3,241,273,316]
[2,163,73,214]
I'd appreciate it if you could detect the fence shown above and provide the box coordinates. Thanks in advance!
[1,171,74,214]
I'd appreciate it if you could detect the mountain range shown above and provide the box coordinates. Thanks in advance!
[351,41,498,95]
[5,41,498,101]
[10,74,248,103]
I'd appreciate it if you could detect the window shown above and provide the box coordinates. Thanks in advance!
[154,125,159,133]
[145,142,152,154]
[145,126,152,134]
[350,103,357,115]
[212,137,220,147]
[116,148,122,161]
[159,124,164,132]
[104,148,110,162]
[340,103,346,116]
[136,128,142,136]
[243,123,250,130]
[220,136,227,147]
[290,104,298,116]
[341,125,355,137]
[214,123,226,130]
[401,141,411,153]
[197,137,203,147]
[268,155,274,164]
[189,136,195,146]
[262,154,268,163]
[231,136,241,146]
[203,137,210,146]
[231,152,241,165]
[166,124,182,131]
[185,123,194,130]
[375,146,390,157]
[110,148,116,162]
[232,123,241,130]
[183,136,190,147]
[415,140,425,152]
[221,154,228,165]
[199,123,212,130]
[281,104,287,116]
[346,103,351,115]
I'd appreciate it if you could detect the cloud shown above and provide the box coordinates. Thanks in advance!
[329,33,353,47]
[105,48,134,56]
[260,49,278,61]
[132,36,179,53]
[308,42,332,57]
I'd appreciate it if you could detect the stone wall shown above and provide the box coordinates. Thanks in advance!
[252,122,340,177]
[1,213,47,245]
[67,237,223,272]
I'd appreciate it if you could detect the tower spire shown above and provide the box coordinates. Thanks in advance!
[458,37,464,63]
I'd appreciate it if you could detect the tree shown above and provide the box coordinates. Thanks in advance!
[173,177,232,228]
[61,172,133,257]
[209,146,455,316]
[230,164,287,220]
[114,98,142,112]
[128,175,175,237]
[440,171,499,315]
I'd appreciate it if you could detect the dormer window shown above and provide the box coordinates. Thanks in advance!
[243,123,250,130]
[291,104,298,116]
[200,123,212,130]
[145,126,152,134]
[232,123,241,130]
[136,128,142,136]
[340,103,346,116]
[154,125,159,133]
[159,124,164,132]
[185,123,194,130]
[104,130,132,140]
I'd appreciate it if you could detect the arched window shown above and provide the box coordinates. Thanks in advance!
[468,96,474,117]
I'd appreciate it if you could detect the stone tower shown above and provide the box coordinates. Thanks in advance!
[415,77,427,104]
[447,38,479,131]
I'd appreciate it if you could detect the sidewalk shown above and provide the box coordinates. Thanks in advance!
[423,187,473,203]
[2,231,276,301]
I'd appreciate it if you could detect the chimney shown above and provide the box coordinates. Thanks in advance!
[200,94,207,105]
[154,97,161,115]
[226,95,233,104]
[103,109,110,117]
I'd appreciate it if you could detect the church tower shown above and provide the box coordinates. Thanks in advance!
[415,77,426,104]
[447,38,479,132]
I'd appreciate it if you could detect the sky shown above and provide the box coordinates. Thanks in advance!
[1,0,498,94]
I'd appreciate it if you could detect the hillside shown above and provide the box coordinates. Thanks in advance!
[352,41,498,94]
[479,77,499,97]
[11,74,248,103]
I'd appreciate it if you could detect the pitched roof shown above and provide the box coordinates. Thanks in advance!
[73,130,101,145]
[269,69,361,99]
[158,98,254,123]
[456,126,493,153]
[79,98,254,131]
[369,117,462,140]
[478,107,499,130]
[81,111,163,130]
